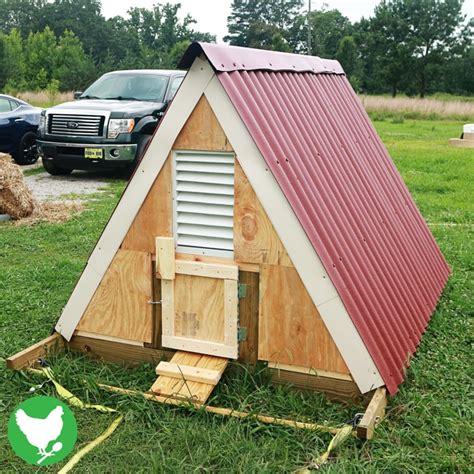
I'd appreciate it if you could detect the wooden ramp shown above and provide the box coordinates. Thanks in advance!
[150,351,228,404]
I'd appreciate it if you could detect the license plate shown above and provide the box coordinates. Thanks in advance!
[84,148,103,159]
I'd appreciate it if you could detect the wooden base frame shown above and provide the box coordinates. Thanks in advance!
[6,332,387,439]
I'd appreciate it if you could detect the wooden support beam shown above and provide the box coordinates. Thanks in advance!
[156,236,175,279]
[155,361,222,384]
[7,333,64,370]
[356,387,387,440]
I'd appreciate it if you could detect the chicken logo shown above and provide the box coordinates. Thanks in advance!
[8,396,77,466]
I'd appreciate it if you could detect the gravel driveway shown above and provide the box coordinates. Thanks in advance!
[24,170,114,202]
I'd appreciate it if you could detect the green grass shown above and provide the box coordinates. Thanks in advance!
[0,120,472,472]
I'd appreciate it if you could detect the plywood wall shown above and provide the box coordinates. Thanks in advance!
[234,162,292,266]
[77,249,153,342]
[121,156,172,253]
[258,264,350,374]
[174,95,233,152]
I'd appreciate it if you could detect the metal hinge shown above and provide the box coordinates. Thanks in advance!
[238,327,248,342]
[238,283,248,298]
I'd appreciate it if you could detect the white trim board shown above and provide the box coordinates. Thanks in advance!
[55,57,216,340]
[204,75,384,393]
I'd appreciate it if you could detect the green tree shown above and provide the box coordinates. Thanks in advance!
[126,3,215,67]
[54,30,95,91]
[336,35,361,88]
[368,0,471,97]
[2,28,26,90]
[0,34,7,89]
[37,0,110,61]
[225,0,303,47]
[23,27,57,89]
[245,22,291,51]
[291,7,352,57]
[0,0,46,34]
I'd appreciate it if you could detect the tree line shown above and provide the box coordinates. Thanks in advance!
[0,0,472,97]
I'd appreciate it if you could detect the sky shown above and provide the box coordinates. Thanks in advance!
[101,0,474,43]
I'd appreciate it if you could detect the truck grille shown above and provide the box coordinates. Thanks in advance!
[48,114,105,137]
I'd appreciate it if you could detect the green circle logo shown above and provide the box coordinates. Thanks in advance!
[8,396,77,466]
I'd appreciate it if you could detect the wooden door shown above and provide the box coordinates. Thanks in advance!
[156,238,239,359]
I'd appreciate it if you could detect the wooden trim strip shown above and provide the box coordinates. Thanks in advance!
[156,237,175,279]
[176,260,238,280]
[68,335,173,366]
[267,362,353,381]
[161,279,175,337]
[155,361,222,384]
[224,279,238,346]
[75,331,144,347]
[162,335,238,359]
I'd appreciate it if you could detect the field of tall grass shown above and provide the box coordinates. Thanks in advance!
[360,94,474,121]
[17,90,74,108]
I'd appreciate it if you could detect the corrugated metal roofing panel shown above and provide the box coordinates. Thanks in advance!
[218,69,450,394]
[183,43,450,394]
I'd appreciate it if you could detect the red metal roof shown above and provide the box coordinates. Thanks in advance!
[183,43,450,394]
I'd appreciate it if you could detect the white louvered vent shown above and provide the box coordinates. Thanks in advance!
[174,152,234,256]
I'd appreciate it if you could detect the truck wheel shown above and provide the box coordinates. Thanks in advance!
[42,157,73,176]
[13,132,39,165]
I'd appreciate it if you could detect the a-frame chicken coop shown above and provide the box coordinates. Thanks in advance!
[9,43,449,419]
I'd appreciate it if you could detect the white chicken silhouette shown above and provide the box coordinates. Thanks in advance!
[15,405,64,457]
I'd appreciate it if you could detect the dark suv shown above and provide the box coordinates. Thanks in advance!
[37,70,185,175]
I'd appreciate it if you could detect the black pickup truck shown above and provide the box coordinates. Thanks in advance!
[37,69,185,175]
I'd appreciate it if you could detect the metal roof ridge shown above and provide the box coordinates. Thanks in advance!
[178,42,345,75]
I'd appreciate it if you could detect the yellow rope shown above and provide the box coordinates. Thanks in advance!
[27,367,356,470]
[98,382,356,469]
[26,367,123,473]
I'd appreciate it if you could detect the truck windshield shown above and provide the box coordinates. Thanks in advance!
[81,73,169,102]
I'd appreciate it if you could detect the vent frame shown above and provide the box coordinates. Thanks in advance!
[173,150,235,258]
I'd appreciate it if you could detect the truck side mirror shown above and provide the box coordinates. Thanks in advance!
[73,91,83,100]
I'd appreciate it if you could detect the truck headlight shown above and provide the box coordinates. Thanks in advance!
[38,115,46,135]
[107,118,135,139]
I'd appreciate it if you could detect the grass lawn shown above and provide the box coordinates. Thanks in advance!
[0,120,472,472]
